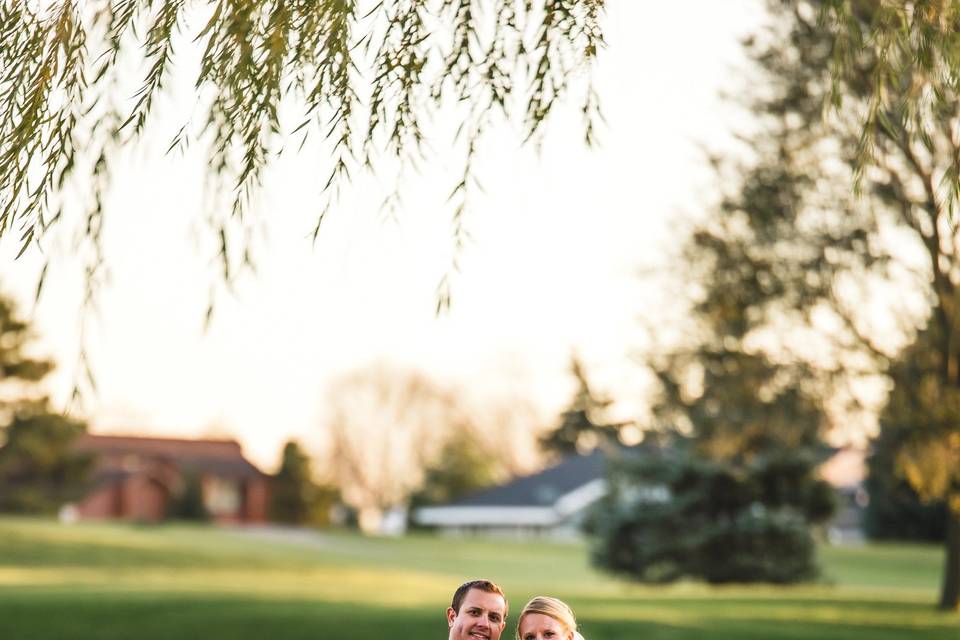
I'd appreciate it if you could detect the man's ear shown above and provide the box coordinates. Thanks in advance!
[446,607,457,627]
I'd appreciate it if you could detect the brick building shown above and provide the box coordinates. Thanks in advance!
[71,434,269,524]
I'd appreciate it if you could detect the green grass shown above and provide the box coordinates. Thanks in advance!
[0,517,956,640]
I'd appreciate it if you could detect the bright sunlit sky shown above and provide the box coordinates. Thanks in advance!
[2,1,767,471]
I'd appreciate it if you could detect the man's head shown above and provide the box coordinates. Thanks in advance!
[447,579,508,640]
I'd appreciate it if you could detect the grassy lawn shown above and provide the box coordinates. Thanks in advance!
[0,517,956,640]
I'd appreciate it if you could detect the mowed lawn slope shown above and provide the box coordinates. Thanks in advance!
[0,517,955,640]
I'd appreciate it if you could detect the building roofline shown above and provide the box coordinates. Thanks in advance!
[414,477,608,527]
[80,433,243,446]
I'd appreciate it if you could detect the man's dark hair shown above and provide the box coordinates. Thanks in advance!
[450,579,508,616]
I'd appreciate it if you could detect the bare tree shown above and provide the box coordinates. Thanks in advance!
[323,364,547,532]
[324,365,461,533]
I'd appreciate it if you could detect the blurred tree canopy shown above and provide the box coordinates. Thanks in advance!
[864,324,949,543]
[324,365,533,533]
[0,294,92,513]
[166,472,210,521]
[408,429,503,510]
[0,0,604,307]
[865,414,947,542]
[270,439,338,526]
[325,367,453,533]
[651,0,960,609]
[591,0,960,587]
[539,356,622,457]
[823,1,960,196]
[822,0,960,610]
[876,321,960,593]
[591,141,839,583]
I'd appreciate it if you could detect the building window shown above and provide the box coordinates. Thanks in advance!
[204,477,241,515]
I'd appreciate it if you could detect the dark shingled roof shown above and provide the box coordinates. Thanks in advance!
[451,449,606,507]
[75,434,265,478]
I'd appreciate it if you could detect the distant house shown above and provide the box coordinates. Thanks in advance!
[414,447,868,540]
[69,434,269,524]
[414,450,608,538]
[819,447,868,543]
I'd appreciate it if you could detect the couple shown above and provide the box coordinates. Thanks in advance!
[446,579,584,640]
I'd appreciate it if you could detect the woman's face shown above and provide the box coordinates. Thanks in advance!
[518,613,572,640]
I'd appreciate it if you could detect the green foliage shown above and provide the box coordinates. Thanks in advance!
[593,0,960,607]
[665,0,960,608]
[270,440,338,526]
[823,0,960,200]
[166,474,209,522]
[0,292,91,514]
[617,291,837,587]
[590,446,834,584]
[0,0,605,304]
[879,323,960,511]
[324,365,531,532]
[540,357,622,456]
[865,420,947,542]
[591,0,875,586]
[409,432,502,510]
[868,321,960,607]
[0,296,53,389]
[0,407,92,514]
[746,0,960,610]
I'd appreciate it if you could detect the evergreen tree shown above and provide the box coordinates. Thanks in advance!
[540,357,622,457]
[599,0,960,606]
[0,295,92,514]
[591,0,863,585]
[591,442,834,584]
[167,474,209,522]
[590,329,837,583]
[409,434,503,511]
[270,440,337,526]
[865,420,947,542]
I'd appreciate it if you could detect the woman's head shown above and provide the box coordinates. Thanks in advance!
[516,596,577,640]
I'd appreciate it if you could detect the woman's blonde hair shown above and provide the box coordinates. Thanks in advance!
[516,596,577,640]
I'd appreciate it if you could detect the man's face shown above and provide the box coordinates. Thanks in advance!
[447,588,507,640]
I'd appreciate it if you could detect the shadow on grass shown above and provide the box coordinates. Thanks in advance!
[1,591,957,640]
[568,593,960,640]
[587,617,960,640]
[0,594,439,640]
[568,592,941,612]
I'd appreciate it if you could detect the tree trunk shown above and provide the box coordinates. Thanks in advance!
[939,507,960,611]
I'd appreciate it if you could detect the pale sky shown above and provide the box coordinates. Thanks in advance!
[1,1,766,471]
